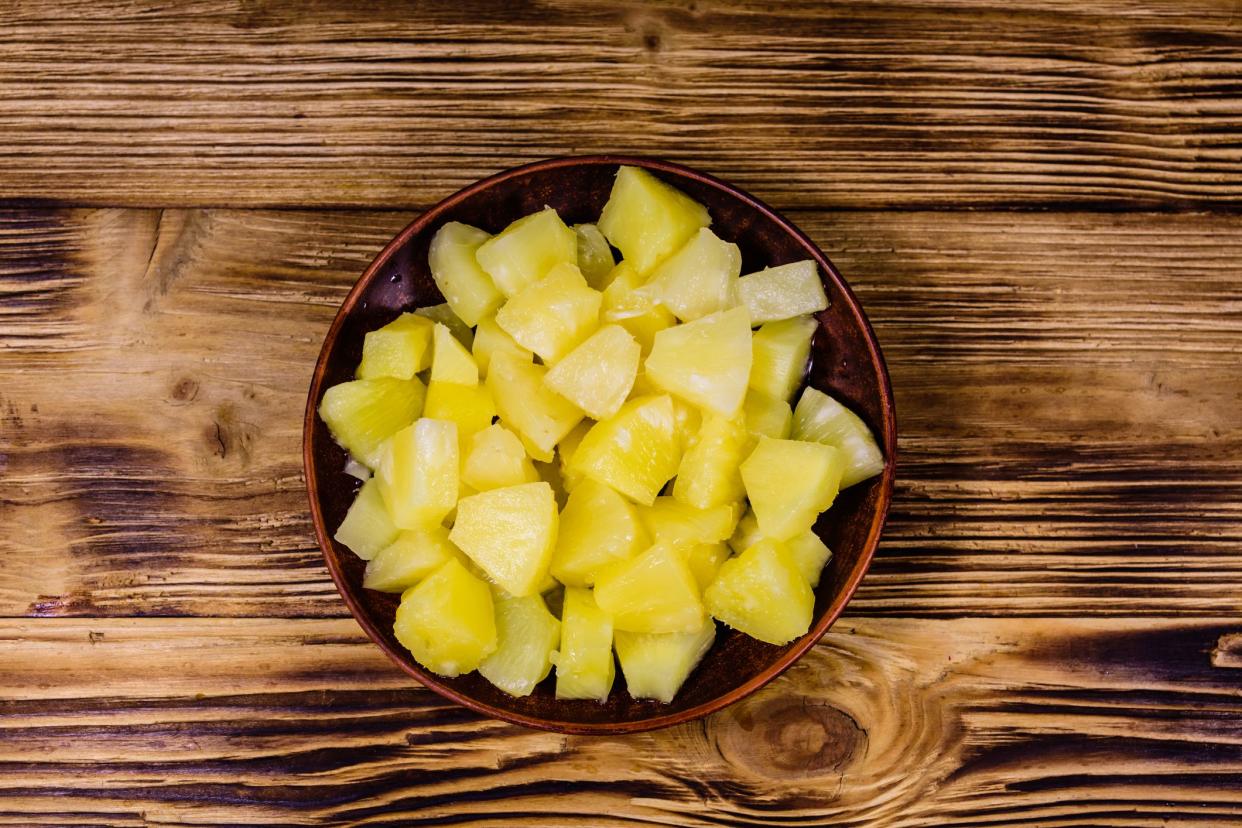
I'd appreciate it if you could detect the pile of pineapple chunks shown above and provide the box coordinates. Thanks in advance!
[319,166,884,704]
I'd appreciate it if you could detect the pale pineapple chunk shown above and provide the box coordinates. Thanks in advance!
[574,223,616,289]
[639,497,739,549]
[556,419,593,492]
[486,352,584,462]
[449,482,558,597]
[750,316,816,402]
[704,539,813,645]
[543,324,640,420]
[356,313,434,380]
[682,543,730,591]
[415,303,474,348]
[673,414,747,509]
[472,313,533,378]
[594,543,705,634]
[728,507,762,556]
[792,387,885,488]
[644,227,741,322]
[423,381,495,449]
[319,376,425,468]
[495,262,602,363]
[737,260,828,324]
[461,424,538,491]
[430,323,479,386]
[645,306,753,418]
[533,458,568,510]
[428,222,503,326]
[394,558,496,677]
[550,479,648,587]
[598,166,710,275]
[475,206,577,298]
[615,619,715,703]
[669,394,702,452]
[600,261,677,355]
[740,437,844,540]
[479,591,561,697]
[334,477,398,560]
[554,587,615,702]
[727,510,833,586]
[376,419,459,529]
[567,394,681,506]
[363,526,463,592]
[742,389,793,440]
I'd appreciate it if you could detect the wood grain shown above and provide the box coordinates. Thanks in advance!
[3,616,1241,826]
[0,0,1240,210]
[2,207,1239,620]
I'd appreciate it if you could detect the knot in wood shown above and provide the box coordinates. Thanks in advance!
[712,696,865,780]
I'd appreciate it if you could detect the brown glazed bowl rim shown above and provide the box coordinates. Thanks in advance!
[303,155,896,734]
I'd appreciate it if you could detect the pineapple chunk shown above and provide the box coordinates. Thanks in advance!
[673,414,747,509]
[644,227,741,322]
[595,543,705,634]
[598,166,710,275]
[792,387,885,489]
[556,419,593,492]
[363,526,463,592]
[639,497,739,549]
[472,313,532,378]
[533,458,568,510]
[568,394,681,506]
[475,206,577,298]
[683,543,730,591]
[423,381,495,449]
[742,389,793,440]
[750,316,816,402]
[615,620,715,703]
[415,303,474,348]
[574,223,616,289]
[449,482,558,597]
[738,260,829,324]
[495,262,602,363]
[461,424,538,491]
[600,260,676,355]
[479,591,561,697]
[430,323,479,386]
[487,352,584,462]
[394,558,496,677]
[669,395,702,452]
[704,539,813,645]
[428,222,503,326]
[319,377,425,468]
[376,419,459,529]
[554,587,615,702]
[334,477,398,560]
[356,313,434,380]
[543,324,640,420]
[645,306,753,418]
[550,479,648,587]
[740,437,844,540]
[727,510,833,586]
[728,507,762,556]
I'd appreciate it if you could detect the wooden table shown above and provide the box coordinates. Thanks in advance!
[3,1,1241,824]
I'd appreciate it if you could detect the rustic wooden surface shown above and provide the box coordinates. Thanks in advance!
[2,0,1241,825]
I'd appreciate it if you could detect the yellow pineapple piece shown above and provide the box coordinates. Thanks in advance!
[486,352,584,462]
[461,423,538,491]
[615,619,715,703]
[334,477,399,560]
[682,543,730,591]
[428,222,503,326]
[597,166,710,275]
[750,316,816,402]
[423,381,495,450]
[742,389,793,440]
[550,478,648,587]
[394,558,496,677]
[376,419,459,529]
[533,458,568,510]
[319,376,425,468]
[645,306,753,418]
[556,419,593,492]
[594,543,705,634]
[728,507,762,556]
[472,313,533,378]
[740,437,844,540]
[554,586,615,701]
[363,526,464,593]
[449,482,558,597]
[669,395,702,452]
[567,394,681,506]
[495,262,602,363]
[639,497,739,549]
[415,303,474,348]
[543,324,640,420]
[574,222,616,289]
[644,227,741,322]
[673,414,747,508]
[600,261,676,355]
[792,387,885,488]
[356,313,434,380]
[704,539,813,645]
[727,509,833,586]
[738,260,828,324]
[475,206,577,298]
[479,591,561,697]
[430,323,479,386]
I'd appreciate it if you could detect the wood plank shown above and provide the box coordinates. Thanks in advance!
[2,616,1241,826]
[1,207,1239,619]
[1,0,1241,209]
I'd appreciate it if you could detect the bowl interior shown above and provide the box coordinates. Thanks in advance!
[305,156,895,733]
